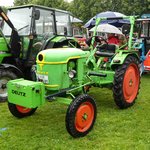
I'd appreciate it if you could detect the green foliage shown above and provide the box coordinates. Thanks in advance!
[1,7,7,13]
[14,0,32,6]
[0,74,150,149]
[70,0,98,23]
[14,0,71,11]
[69,0,150,23]
[13,0,150,24]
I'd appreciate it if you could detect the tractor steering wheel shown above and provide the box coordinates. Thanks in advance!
[98,36,108,45]
[86,36,108,47]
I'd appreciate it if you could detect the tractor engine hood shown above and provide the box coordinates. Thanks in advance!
[36,48,90,64]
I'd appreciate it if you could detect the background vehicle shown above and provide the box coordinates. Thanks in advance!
[138,15,150,72]
[0,5,80,102]
[135,14,150,72]
[7,16,141,138]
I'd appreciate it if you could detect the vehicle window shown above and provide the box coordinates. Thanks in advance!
[35,9,55,36]
[2,7,32,36]
[141,21,149,37]
[55,11,72,36]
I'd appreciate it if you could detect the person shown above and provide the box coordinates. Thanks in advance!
[107,33,119,45]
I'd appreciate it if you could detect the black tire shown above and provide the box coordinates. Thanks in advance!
[0,69,18,102]
[113,56,140,109]
[8,102,37,118]
[66,94,97,138]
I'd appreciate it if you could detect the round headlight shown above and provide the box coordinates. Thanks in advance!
[68,70,76,79]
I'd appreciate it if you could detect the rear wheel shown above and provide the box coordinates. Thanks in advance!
[66,94,97,138]
[113,56,140,109]
[8,102,37,118]
[0,70,18,102]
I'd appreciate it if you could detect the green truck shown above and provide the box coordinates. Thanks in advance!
[0,5,80,102]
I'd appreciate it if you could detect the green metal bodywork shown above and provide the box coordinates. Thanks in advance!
[36,48,89,90]
[7,16,140,107]
[0,38,9,52]
[111,50,139,66]
[37,48,89,62]
[8,79,45,108]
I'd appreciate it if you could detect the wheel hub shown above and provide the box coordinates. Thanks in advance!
[123,64,139,103]
[75,102,94,132]
[82,113,88,121]
[129,79,133,87]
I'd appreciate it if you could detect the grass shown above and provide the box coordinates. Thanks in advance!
[0,73,150,150]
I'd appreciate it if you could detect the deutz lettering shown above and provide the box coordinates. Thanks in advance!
[12,90,26,97]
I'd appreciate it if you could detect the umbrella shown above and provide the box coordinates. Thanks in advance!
[89,24,123,35]
[84,11,129,28]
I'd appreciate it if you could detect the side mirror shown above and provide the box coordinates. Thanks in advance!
[35,10,40,20]
[122,24,130,35]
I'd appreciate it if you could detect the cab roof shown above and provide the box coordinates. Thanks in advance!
[8,4,72,15]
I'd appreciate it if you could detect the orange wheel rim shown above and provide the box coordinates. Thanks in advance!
[75,102,94,132]
[16,105,32,113]
[123,63,139,103]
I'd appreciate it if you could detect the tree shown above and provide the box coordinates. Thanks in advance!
[30,0,70,10]
[13,0,150,24]
[14,0,32,6]
[69,0,99,23]
[69,0,150,24]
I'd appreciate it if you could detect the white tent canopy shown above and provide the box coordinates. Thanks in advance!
[71,16,83,23]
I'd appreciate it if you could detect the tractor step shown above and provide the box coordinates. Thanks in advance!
[88,72,107,77]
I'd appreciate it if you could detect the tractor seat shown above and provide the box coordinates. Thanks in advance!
[95,44,117,57]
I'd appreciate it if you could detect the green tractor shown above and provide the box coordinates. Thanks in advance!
[7,16,140,138]
[0,5,80,102]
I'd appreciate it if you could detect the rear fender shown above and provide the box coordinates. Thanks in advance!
[111,51,139,70]
[0,64,24,78]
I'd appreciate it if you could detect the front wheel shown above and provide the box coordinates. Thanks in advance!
[113,56,140,109]
[66,94,97,138]
[8,102,37,118]
[0,69,18,102]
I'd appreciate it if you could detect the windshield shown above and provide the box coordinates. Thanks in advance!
[2,7,32,36]
[55,11,72,36]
